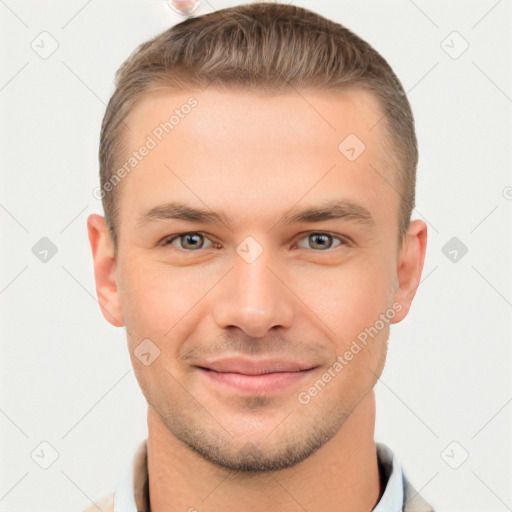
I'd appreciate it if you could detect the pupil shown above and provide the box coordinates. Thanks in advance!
[313,234,330,249]
[185,234,200,248]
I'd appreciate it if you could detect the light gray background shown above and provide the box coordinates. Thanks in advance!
[1,0,511,511]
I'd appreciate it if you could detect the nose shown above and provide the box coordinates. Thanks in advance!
[212,244,295,339]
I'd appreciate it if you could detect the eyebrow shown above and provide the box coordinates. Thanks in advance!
[138,200,375,229]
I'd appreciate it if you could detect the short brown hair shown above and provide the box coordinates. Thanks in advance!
[99,2,417,249]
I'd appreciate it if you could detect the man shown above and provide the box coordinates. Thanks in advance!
[86,2,433,511]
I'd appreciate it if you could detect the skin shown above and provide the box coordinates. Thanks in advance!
[88,86,427,512]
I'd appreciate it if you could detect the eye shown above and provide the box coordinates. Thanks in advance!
[161,231,348,252]
[294,232,347,251]
[162,232,215,251]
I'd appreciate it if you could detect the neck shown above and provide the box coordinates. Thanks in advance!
[147,390,382,512]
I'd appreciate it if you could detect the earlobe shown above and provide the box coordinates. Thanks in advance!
[87,214,125,328]
[391,219,428,324]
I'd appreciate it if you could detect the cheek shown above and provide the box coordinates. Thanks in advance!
[118,258,213,339]
[298,254,395,343]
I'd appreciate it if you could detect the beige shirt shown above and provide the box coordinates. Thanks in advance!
[82,441,435,511]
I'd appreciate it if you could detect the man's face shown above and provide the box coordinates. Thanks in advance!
[90,86,425,471]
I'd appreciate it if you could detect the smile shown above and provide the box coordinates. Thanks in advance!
[196,366,317,393]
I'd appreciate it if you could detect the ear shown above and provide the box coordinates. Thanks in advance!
[391,219,428,324]
[87,213,125,327]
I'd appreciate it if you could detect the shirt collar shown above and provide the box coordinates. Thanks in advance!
[114,440,150,512]
[114,440,403,512]
[373,442,404,512]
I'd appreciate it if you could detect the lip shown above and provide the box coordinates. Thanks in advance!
[195,357,319,393]
[197,357,318,375]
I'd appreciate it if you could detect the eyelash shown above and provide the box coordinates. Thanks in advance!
[161,232,350,252]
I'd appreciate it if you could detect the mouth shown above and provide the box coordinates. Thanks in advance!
[194,358,320,393]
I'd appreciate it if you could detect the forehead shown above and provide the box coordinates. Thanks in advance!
[126,85,387,148]
[117,86,398,233]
